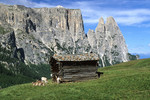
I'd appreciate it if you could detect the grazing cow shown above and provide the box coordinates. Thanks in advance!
[41,77,48,83]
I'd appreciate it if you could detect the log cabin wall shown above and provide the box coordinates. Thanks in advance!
[60,61,98,82]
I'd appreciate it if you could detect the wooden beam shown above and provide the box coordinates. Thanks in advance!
[63,65,96,69]
[63,68,97,73]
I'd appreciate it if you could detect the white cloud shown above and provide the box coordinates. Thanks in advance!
[63,1,150,26]
[115,16,150,25]
[0,0,54,8]
[148,44,150,47]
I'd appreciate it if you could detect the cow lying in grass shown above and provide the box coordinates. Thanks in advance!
[32,77,48,86]
[32,80,45,86]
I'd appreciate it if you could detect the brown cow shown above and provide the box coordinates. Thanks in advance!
[32,80,45,86]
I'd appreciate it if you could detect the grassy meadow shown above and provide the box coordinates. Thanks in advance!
[0,58,150,100]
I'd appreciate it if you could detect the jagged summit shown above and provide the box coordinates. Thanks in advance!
[106,16,118,26]
[98,17,105,25]
[95,17,105,33]
[88,16,129,66]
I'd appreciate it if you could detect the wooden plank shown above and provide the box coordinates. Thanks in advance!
[63,70,96,74]
[64,71,96,75]
[64,72,97,78]
[62,66,97,70]
[63,68,97,73]
[63,65,96,69]
[64,72,96,75]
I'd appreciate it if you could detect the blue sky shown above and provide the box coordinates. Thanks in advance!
[0,0,150,58]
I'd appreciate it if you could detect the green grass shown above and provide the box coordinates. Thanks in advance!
[0,59,150,100]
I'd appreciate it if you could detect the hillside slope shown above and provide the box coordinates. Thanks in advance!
[0,59,150,100]
[0,45,50,88]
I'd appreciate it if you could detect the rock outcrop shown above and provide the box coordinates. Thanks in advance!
[87,17,129,66]
[0,3,129,66]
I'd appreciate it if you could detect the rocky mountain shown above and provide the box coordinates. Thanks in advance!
[87,17,129,66]
[0,3,133,67]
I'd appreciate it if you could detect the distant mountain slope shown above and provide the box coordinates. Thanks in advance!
[0,45,50,88]
[0,3,137,67]
[0,58,150,99]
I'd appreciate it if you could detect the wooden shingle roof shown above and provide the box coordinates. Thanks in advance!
[52,53,99,61]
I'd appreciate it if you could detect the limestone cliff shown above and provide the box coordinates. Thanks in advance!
[87,17,129,66]
[0,3,130,66]
[0,4,90,64]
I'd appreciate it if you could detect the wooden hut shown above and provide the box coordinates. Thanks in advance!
[49,53,99,82]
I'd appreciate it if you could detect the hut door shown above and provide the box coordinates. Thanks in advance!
[52,63,59,82]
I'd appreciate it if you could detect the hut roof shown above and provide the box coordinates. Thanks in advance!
[52,53,99,61]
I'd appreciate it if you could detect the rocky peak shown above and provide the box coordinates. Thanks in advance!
[88,16,129,66]
[106,16,118,27]
[95,17,105,33]
[98,17,105,26]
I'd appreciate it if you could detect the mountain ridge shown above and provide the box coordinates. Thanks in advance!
[0,4,136,67]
